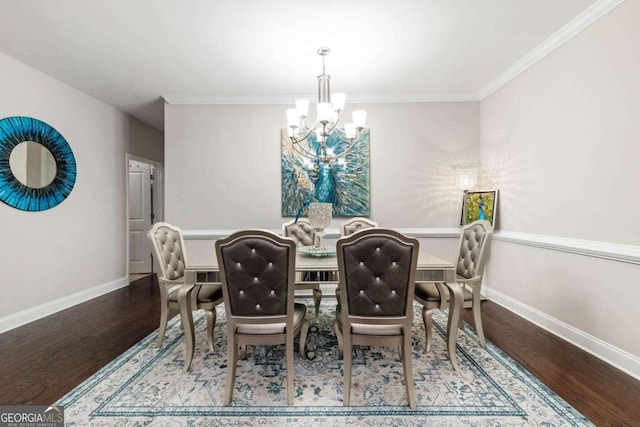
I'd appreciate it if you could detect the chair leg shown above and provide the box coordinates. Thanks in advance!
[225,334,238,405]
[402,332,416,410]
[342,334,352,406]
[312,286,322,318]
[472,294,486,348]
[205,308,217,353]
[157,299,170,348]
[299,319,310,359]
[334,321,343,357]
[286,330,295,405]
[422,306,433,353]
[240,344,247,360]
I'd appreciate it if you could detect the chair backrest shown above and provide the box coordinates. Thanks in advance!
[282,218,315,246]
[337,228,419,320]
[215,230,296,322]
[340,217,378,237]
[456,220,493,280]
[147,222,187,281]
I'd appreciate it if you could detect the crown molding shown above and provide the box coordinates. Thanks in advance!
[479,0,626,99]
[162,93,479,106]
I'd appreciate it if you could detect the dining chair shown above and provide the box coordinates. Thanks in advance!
[147,222,223,353]
[334,228,419,409]
[215,229,310,405]
[282,218,323,317]
[414,219,493,352]
[340,217,378,236]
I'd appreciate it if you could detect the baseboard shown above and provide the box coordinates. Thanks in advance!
[484,285,640,381]
[0,276,129,334]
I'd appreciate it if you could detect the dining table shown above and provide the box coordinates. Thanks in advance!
[178,246,463,372]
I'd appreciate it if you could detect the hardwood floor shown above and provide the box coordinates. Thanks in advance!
[1,275,638,425]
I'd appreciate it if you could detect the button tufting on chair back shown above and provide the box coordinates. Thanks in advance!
[456,222,488,280]
[153,226,186,281]
[219,237,289,316]
[340,217,378,237]
[282,218,315,246]
[342,236,413,316]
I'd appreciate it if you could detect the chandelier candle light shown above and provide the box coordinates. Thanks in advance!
[286,47,367,164]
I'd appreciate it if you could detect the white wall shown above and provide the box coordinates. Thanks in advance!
[481,0,640,369]
[0,51,162,326]
[164,102,480,230]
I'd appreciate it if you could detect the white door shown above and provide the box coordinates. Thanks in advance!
[129,159,153,273]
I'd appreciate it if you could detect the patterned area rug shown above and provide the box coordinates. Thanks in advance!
[57,300,592,426]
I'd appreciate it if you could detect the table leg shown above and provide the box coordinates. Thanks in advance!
[445,282,463,372]
[178,284,195,373]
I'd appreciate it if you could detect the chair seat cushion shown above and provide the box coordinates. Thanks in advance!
[236,303,307,335]
[168,283,222,303]
[335,305,402,336]
[414,282,472,302]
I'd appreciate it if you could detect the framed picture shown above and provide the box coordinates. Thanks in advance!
[281,128,370,217]
[460,190,498,228]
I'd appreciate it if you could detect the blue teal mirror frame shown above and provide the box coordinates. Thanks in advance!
[0,116,76,211]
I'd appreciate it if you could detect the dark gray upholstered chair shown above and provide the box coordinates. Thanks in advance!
[147,222,223,352]
[215,229,310,406]
[414,219,493,352]
[282,218,323,317]
[334,228,419,409]
[340,217,378,237]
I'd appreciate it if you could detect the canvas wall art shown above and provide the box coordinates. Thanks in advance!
[281,129,370,217]
[460,190,498,228]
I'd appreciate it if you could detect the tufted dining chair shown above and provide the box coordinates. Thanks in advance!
[147,222,223,353]
[340,217,378,237]
[334,228,419,409]
[414,219,493,352]
[282,218,323,317]
[215,229,310,406]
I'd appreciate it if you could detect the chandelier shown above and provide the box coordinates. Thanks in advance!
[286,47,367,164]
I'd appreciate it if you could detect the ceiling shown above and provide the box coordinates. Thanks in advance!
[0,0,599,131]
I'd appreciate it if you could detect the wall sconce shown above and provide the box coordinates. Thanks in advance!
[453,164,478,192]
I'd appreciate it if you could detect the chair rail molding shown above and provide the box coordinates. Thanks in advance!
[493,230,640,265]
[182,228,461,240]
[484,285,640,381]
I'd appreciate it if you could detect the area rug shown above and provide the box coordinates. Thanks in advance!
[57,300,592,426]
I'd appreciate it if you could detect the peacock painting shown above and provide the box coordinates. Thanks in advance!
[281,128,370,216]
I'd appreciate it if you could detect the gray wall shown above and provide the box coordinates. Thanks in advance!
[164,102,480,230]
[0,51,163,323]
[481,0,640,361]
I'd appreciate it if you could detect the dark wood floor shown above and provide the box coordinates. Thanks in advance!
[1,275,638,425]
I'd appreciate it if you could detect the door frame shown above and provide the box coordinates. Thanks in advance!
[125,153,164,279]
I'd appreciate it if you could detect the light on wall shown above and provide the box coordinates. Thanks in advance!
[285,47,367,164]
[454,164,478,192]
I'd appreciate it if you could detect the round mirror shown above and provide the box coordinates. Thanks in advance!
[9,141,57,189]
[0,116,76,211]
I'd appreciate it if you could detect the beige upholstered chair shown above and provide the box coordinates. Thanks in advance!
[334,228,419,409]
[282,218,323,317]
[414,219,493,352]
[340,217,378,236]
[147,222,223,352]
[215,229,310,406]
